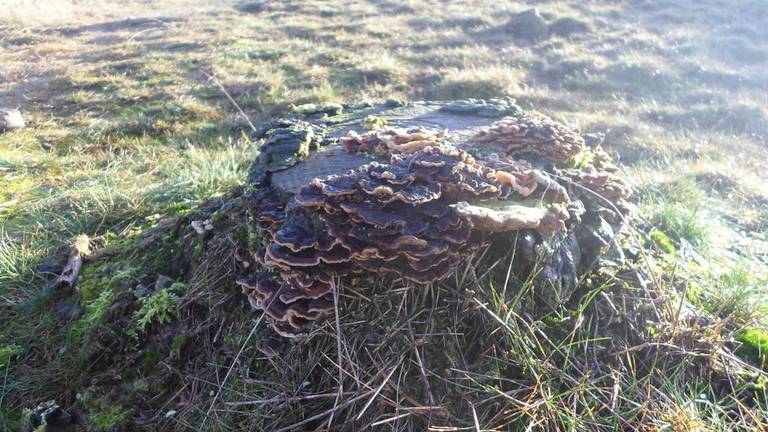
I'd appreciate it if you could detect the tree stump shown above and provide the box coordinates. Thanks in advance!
[242,99,631,337]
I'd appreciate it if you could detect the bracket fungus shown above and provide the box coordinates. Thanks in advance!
[341,127,446,156]
[471,112,586,163]
[240,101,631,338]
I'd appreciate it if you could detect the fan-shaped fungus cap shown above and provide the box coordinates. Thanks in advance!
[237,273,334,337]
[451,201,569,238]
[245,187,288,236]
[560,167,631,203]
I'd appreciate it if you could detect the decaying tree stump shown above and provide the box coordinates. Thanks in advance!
[240,99,631,338]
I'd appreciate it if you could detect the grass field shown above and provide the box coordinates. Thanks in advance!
[1,0,768,430]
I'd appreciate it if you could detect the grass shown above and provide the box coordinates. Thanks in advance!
[432,65,528,99]
[638,174,709,247]
[685,264,768,328]
[1,0,767,430]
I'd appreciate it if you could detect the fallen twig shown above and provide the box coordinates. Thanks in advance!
[54,235,91,291]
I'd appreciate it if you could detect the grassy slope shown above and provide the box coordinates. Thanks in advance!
[1,0,768,430]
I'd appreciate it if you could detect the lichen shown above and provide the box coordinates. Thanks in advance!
[362,115,388,130]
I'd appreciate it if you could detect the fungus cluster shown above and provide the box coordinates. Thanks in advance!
[559,166,632,211]
[241,105,630,338]
[245,145,570,336]
[341,127,446,156]
[471,112,586,163]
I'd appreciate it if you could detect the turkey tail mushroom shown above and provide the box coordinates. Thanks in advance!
[237,273,334,337]
[341,127,445,156]
[452,201,569,238]
[471,112,585,164]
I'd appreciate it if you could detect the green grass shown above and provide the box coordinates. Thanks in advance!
[687,264,768,328]
[88,404,130,431]
[0,344,23,368]
[651,203,708,245]
[639,174,709,246]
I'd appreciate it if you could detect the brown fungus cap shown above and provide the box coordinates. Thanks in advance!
[471,112,585,164]
[244,146,521,336]
[246,187,287,235]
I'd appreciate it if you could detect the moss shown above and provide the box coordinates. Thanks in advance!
[211,209,227,223]
[139,348,163,372]
[78,264,137,302]
[78,276,108,302]
[171,334,188,360]
[567,148,596,170]
[650,230,677,255]
[133,287,180,332]
[151,254,168,274]
[132,379,149,392]
[90,405,129,431]
[735,328,768,370]
[685,282,705,310]
[67,288,116,343]
[0,344,24,368]
[193,240,204,257]
[169,202,193,214]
